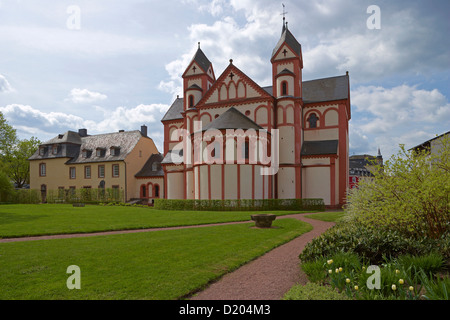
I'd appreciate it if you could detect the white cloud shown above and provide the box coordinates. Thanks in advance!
[0,74,13,93]
[0,103,169,151]
[350,84,450,158]
[68,88,107,104]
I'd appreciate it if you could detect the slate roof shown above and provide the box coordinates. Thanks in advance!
[301,140,339,156]
[271,28,302,59]
[29,130,145,164]
[135,153,164,177]
[302,75,349,103]
[200,107,264,132]
[40,131,82,145]
[188,48,212,74]
[161,149,184,165]
[161,97,184,122]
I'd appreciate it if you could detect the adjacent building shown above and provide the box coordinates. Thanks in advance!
[349,149,383,189]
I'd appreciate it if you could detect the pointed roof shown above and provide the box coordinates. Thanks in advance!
[183,47,212,77]
[200,107,264,132]
[271,27,302,59]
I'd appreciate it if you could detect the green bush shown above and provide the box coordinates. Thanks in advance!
[345,137,450,240]
[283,282,349,300]
[299,221,450,265]
[154,198,325,211]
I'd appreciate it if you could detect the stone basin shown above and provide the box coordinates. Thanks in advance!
[251,214,276,228]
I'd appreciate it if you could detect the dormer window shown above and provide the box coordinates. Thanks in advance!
[52,145,58,155]
[82,149,92,158]
[152,163,158,171]
[110,146,120,156]
[39,147,45,156]
[96,148,106,157]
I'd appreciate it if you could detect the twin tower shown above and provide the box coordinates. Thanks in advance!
[161,21,350,208]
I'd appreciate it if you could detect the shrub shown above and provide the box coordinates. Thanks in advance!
[345,136,450,239]
[283,282,349,300]
[299,221,449,265]
[154,198,325,211]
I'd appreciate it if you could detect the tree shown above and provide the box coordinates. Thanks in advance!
[0,112,41,188]
[7,137,41,188]
[345,135,450,239]
[0,112,17,157]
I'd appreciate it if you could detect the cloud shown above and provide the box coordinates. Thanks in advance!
[350,84,450,158]
[68,88,107,104]
[0,103,170,151]
[0,74,13,93]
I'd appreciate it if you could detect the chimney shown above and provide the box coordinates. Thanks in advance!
[140,125,148,137]
[119,130,125,133]
[78,128,87,137]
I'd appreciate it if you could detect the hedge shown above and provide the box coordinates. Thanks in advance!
[154,198,325,211]
[1,188,125,205]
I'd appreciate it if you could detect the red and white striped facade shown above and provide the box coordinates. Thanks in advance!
[161,25,351,207]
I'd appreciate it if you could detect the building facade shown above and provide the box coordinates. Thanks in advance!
[29,126,159,202]
[160,22,351,207]
[349,149,383,189]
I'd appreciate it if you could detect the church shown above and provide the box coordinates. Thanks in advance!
[159,20,351,207]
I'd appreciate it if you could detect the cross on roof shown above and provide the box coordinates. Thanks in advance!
[229,72,235,80]
[192,66,197,73]
[282,49,288,57]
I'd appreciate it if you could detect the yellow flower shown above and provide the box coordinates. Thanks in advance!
[327,259,333,265]
[354,285,359,291]
[409,286,414,291]
[395,269,400,274]
[392,284,397,291]
[328,269,332,274]
[362,266,366,271]
[339,267,343,272]
[399,279,404,285]
[346,278,351,283]
[335,268,339,273]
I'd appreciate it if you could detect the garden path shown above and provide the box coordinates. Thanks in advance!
[189,213,335,300]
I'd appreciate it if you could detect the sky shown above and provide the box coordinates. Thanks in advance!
[0,0,449,160]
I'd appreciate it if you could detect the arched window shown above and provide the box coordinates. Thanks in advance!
[281,81,288,96]
[154,185,160,198]
[188,95,194,108]
[308,113,319,128]
[141,185,146,198]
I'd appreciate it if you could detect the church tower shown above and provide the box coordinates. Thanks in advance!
[182,43,216,111]
[271,17,304,199]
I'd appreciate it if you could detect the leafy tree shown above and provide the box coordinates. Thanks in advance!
[0,112,17,157]
[0,169,13,201]
[6,137,41,188]
[0,112,41,188]
[345,135,450,239]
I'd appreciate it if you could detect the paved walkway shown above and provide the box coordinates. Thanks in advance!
[190,213,335,300]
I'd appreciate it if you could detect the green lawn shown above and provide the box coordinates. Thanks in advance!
[304,211,345,222]
[0,204,314,238]
[0,218,312,299]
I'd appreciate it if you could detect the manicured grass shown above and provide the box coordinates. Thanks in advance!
[304,211,346,222]
[0,204,314,238]
[0,218,312,299]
